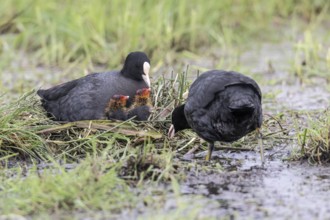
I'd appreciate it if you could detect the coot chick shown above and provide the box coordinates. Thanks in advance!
[37,51,151,121]
[105,95,129,121]
[127,88,152,121]
[168,70,263,161]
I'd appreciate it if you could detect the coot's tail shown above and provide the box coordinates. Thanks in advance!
[37,89,46,99]
[229,101,255,114]
[37,94,59,120]
[40,101,58,120]
[228,96,257,123]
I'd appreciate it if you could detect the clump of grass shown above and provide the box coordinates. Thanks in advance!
[297,109,330,164]
[0,90,52,160]
[0,155,208,219]
[0,157,135,215]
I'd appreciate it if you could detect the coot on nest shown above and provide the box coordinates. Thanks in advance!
[127,88,152,121]
[168,70,263,161]
[37,51,151,121]
[105,95,129,121]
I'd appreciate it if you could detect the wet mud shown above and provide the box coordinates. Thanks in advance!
[180,149,330,219]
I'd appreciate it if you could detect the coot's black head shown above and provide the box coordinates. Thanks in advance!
[168,104,191,138]
[121,51,151,87]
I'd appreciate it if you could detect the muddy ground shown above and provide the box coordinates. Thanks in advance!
[180,151,330,219]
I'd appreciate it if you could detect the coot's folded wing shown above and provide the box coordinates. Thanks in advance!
[186,70,261,111]
[37,78,80,101]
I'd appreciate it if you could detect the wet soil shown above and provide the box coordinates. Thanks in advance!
[112,145,330,220]
[180,149,330,219]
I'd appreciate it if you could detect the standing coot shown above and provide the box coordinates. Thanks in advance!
[37,51,151,121]
[168,70,263,161]
[105,95,129,121]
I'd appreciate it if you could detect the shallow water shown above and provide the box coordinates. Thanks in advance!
[111,145,330,220]
[179,149,330,219]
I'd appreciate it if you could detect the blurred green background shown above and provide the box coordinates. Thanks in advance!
[0,0,329,95]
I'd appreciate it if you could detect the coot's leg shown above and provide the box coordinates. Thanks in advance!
[205,142,214,161]
[256,127,264,164]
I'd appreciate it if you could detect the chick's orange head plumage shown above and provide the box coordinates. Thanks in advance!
[113,95,129,106]
[136,88,151,98]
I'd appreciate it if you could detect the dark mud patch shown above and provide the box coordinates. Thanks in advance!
[179,148,330,219]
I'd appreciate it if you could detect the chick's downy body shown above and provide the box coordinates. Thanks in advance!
[105,95,129,121]
[127,88,152,121]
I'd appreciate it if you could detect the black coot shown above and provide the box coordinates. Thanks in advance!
[105,95,129,121]
[127,88,152,121]
[37,51,151,121]
[169,70,263,161]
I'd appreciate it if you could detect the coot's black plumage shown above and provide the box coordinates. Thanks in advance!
[37,51,151,121]
[127,88,152,121]
[169,70,263,161]
[105,95,129,121]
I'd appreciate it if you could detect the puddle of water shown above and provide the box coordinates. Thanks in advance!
[178,148,330,220]
[263,81,330,112]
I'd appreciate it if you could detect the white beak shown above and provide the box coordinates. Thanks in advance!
[168,124,175,138]
[143,62,151,87]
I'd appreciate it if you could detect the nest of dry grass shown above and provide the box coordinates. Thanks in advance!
[0,69,291,171]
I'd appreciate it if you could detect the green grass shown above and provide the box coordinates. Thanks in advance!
[0,158,134,215]
[0,91,49,159]
[0,0,329,68]
[297,109,330,164]
[0,157,214,219]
